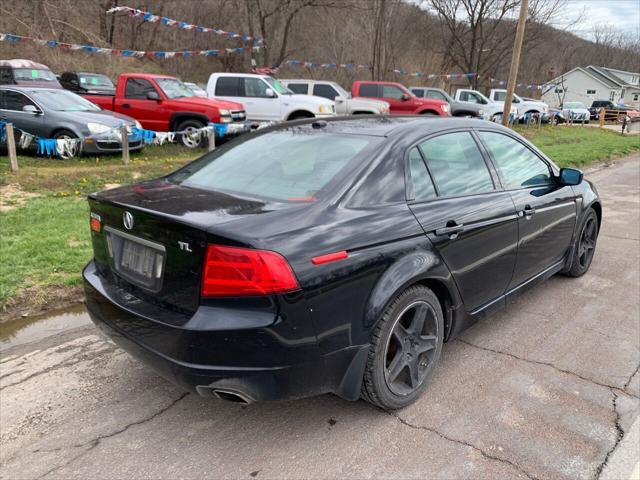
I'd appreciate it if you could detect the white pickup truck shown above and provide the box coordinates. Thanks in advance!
[453,89,517,120]
[206,73,336,122]
[488,89,548,118]
[280,79,390,115]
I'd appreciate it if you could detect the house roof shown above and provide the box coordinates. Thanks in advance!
[548,66,620,89]
[585,66,624,88]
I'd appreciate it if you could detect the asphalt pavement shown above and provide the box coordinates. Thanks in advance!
[1,155,638,480]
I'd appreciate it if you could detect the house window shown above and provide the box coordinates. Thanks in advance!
[609,91,616,101]
[633,93,639,101]
[586,89,596,95]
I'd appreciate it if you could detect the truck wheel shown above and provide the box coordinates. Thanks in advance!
[287,111,314,121]
[361,285,444,409]
[177,119,206,148]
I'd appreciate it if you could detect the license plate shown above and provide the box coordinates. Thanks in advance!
[120,240,157,279]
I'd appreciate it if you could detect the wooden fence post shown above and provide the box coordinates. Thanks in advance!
[6,123,18,172]
[207,127,215,152]
[599,108,605,128]
[121,125,129,165]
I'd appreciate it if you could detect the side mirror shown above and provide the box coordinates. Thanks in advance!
[264,88,276,98]
[22,105,41,114]
[401,93,411,101]
[146,91,161,101]
[558,167,583,186]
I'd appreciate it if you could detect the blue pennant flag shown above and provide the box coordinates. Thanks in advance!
[36,138,58,156]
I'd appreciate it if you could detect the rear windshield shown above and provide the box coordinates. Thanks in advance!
[175,130,376,202]
[79,74,114,88]
[13,68,57,82]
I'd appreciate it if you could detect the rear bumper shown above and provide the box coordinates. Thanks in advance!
[83,261,368,402]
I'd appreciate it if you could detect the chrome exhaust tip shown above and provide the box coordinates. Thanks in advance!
[211,388,253,405]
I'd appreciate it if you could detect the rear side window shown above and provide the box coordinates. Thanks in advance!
[419,132,494,197]
[478,131,552,188]
[381,85,404,99]
[359,84,379,97]
[407,147,436,201]
[177,132,376,202]
[215,77,241,96]
[0,68,12,84]
[287,83,309,94]
[125,78,157,99]
[313,84,338,100]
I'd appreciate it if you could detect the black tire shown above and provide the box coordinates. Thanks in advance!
[177,119,206,148]
[53,129,78,140]
[287,111,315,121]
[361,285,444,409]
[563,208,599,277]
[420,111,437,116]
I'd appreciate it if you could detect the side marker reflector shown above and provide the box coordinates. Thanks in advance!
[311,250,348,265]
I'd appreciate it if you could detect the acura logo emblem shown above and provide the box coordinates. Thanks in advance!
[123,211,134,230]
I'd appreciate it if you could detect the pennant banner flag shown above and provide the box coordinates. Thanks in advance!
[0,33,260,59]
[107,6,263,44]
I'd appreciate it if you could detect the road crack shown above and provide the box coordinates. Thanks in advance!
[32,392,189,479]
[383,408,538,480]
[594,390,624,480]
[623,362,640,394]
[457,339,639,398]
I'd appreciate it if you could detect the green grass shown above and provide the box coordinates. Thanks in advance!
[515,126,640,167]
[0,126,639,312]
[0,197,90,306]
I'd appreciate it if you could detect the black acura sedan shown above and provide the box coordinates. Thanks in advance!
[83,116,601,409]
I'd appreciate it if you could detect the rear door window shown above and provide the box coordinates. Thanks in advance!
[313,84,339,100]
[407,147,437,201]
[358,84,379,97]
[215,77,241,96]
[287,83,309,94]
[419,132,494,197]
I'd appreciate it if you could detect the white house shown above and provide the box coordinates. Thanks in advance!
[542,65,640,108]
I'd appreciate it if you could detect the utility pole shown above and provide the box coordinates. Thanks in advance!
[502,0,529,126]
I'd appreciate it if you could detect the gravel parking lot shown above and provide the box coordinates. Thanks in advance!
[1,156,638,480]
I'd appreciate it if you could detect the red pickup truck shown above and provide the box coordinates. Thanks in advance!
[81,73,247,147]
[352,81,450,116]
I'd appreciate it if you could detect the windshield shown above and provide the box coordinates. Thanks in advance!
[265,77,293,95]
[565,102,585,109]
[175,130,377,201]
[155,78,196,99]
[13,68,57,82]
[79,74,114,88]
[32,90,101,112]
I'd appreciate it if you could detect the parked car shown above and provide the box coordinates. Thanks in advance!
[352,81,450,115]
[550,102,590,125]
[280,79,389,115]
[184,82,208,98]
[488,89,549,119]
[0,86,142,154]
[453,89,517,120]
[82,73,247,147]
[83,116,600,409]
[410,86,483,118]
[589,100,640,119]
[207,73,336,122]
[60,71,116,96]
[0,59,62,88]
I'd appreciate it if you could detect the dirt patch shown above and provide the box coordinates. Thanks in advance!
[103,183,121,190]
[0,184,41,212]
[0,285,85,324]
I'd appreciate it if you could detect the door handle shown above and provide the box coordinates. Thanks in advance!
[122,103,131,109]
[522,205,536,218]
[434,221,464,239]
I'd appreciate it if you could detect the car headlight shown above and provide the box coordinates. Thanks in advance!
[87,122,112,134]
[441,104,450,112]
[219,109,230,116]
[478,109,484,116]
[134,120,142,129]
[319,105,334,114]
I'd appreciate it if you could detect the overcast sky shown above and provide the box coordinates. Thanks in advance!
[558,0,640,39]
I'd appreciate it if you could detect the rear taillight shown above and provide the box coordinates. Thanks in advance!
[201,244,300,297]
[90,212,101,232]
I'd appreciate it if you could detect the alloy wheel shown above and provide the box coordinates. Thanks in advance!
[384,300,439,396]
[578,216,597,269]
